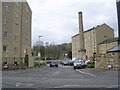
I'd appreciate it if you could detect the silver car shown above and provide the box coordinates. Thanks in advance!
[73,60,86,70]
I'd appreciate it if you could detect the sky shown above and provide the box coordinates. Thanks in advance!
[27,0,118,46]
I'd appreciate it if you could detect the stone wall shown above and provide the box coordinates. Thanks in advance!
[95,52,119,70]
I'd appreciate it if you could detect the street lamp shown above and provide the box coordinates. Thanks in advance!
[45,46,47,61]
[38,36,42,58]
[38,36,42,67]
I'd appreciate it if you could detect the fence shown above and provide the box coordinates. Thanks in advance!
[2,57,27,70]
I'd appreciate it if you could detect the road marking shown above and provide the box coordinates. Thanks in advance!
[25,83,34,87]
[54,85,81,88]
[15,83,21,87]
[54,85,119,88]
[76,69,97,77]
[106,85,120,88]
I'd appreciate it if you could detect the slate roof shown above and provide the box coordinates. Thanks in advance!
[107,44,120,53]
[98,37,118,45]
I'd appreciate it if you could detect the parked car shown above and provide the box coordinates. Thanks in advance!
[73,60,86,70]
[49,60,58,67]
[61,60,69,66]
[69,61,74,66]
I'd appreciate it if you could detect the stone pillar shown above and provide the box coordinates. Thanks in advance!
[78,12,86,60]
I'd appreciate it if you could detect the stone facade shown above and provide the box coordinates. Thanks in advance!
[96,38,119,70]
[2,1,33,67]
[72,23,114,61]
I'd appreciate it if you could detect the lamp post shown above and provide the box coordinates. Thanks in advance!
[45,46,46,61]
[38,36,42,58]
[38,36,42,67]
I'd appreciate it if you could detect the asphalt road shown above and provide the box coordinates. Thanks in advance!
[2,64,119,89]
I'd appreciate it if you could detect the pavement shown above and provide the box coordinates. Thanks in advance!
[76,68,119,78]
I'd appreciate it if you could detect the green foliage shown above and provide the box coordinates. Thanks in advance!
[33,43,72,60]
[87,62,95,68]
[34,62,39,67]
[34,61,47,67]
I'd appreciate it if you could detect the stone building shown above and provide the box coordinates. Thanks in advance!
[96,37,119,69]
[72,23,114,61]
[2,1,34,68]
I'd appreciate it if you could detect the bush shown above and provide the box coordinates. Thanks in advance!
[87,62,95,68]
[34,61,47,67]
[34,62,39,67]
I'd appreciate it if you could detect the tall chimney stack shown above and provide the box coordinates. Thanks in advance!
[78,12,86,60]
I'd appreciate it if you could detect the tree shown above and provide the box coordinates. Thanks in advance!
[32,42,72,60]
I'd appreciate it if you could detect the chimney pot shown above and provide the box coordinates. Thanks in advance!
[78,12,82,14]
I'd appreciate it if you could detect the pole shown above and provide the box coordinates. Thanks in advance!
[38,36,42,67]
[39,36,42,55]
[45,46,46,61]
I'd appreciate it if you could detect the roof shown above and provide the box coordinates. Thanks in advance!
[72,23,114,38]
[98,37,118,45]
[72,34,79,38]
[107,44,120,53]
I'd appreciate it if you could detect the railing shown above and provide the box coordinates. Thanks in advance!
[2,57,27,70]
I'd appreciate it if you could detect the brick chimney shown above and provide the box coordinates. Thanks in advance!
[78,12,86,60]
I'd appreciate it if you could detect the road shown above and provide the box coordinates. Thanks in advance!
[2,64,119,89]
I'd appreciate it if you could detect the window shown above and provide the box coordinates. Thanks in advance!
[16,0,19,6]
[14,47,17,55]
[4,18,8,25]
[14,35,18,41]
[25,18,29,24]
[5,5,10,12]
[15,22,19,30]
[16,12,19,18]
[3,31,7,37]
[25,20,28,23]
[26,7,29,12]
[3,45,7,52]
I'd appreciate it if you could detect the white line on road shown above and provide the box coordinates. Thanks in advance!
[25,83,34,87]
[106,85,120,88]
[76,69,97,77]
[54,85,119,88]
[15,83,21,87]
[54,85,81,88]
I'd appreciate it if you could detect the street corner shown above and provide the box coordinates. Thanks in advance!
[76,68,119,78]
[75,68,97,77]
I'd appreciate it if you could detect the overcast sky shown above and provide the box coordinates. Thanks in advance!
[27,0,118,46]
